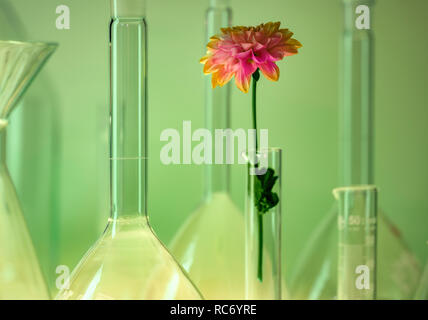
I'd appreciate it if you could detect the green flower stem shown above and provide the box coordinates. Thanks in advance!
[257,210,264,282]
[252,70,259,151]
[252,69,263,282]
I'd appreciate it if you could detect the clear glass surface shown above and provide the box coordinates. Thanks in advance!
[290,206,421,300]
[289,0,421,300]
[0,41,57,119]
[414,242,428,300]
[170,191,245,299]
[56,216,202,300]
[0,40,56,299]
[245,149,282,300]
[56,0,202,300]
[170,0,248,300]
[335,185,377,300]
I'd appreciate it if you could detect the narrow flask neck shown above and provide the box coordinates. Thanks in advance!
[204,2,232,199]
[340,0,374,186]
[343,0,374,31]
[110,17,148,220]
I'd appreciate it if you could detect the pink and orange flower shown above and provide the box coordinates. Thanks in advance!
[200,22,302,93]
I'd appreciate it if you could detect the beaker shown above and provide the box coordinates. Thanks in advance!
[334,185,377,300]
[169,0,248,300]
[0,40,56,299]
[55,0,202,300]
[289,0,421,300]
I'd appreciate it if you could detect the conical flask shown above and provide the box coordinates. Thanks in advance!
[56,0,202,300]
[0,40,56,299]
[289,0,421,299]
[169,0,247,300]
[414,242,428,300]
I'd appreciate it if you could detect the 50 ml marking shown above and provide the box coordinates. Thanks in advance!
[339,215,376,229]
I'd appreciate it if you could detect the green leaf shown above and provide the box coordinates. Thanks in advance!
[252,68,261,81]
[254,167,280,214]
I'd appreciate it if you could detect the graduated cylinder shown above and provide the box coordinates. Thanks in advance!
[334,185,377,300]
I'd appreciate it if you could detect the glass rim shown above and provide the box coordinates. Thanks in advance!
[241,148,282,168]
[243,147,282,154]
[0,40,58,49]
[333,184,377,195]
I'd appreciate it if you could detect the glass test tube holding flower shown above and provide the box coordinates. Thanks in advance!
[200,22,302,287]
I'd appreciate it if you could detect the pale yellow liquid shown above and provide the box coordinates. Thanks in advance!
[170,191,290,300]
[56,216,202,300]
[0,167,49,299]
[170,192,246,299]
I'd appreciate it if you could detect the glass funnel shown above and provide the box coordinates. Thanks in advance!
[289,0,421,300]
[0,40,56,299]
[56,0,202,300]
[169,0,247,300]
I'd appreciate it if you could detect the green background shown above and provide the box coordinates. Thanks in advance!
[0,0,427,291]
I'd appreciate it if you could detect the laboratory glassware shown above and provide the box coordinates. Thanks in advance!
[245,149,282,300]
[335,185,377,300]
[414,242,428,300]
[0,40,56,299]
[56,0,202,300]
[289,0,421,300]
[0,4,62,294]
[169,0,247,300]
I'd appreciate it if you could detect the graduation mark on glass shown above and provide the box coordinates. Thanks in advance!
[334,185,377,300]
[290,0,420,300]
[56,0,202,299]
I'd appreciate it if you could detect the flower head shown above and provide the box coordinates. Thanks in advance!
[200,22,302,93]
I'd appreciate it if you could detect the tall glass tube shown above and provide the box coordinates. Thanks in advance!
[110,3,147,221]
[245,149,282,300]
[290,0,421,300]
[334,185,377,300]
[56,0,202,300]
[340,0,374,186]
[170,0,247,300]
[341,0,421,299]
[204,0,232,198]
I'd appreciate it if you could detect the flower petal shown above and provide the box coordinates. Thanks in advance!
[259,61,280,81]
[235,69,252,93]
[201,21,301,92]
